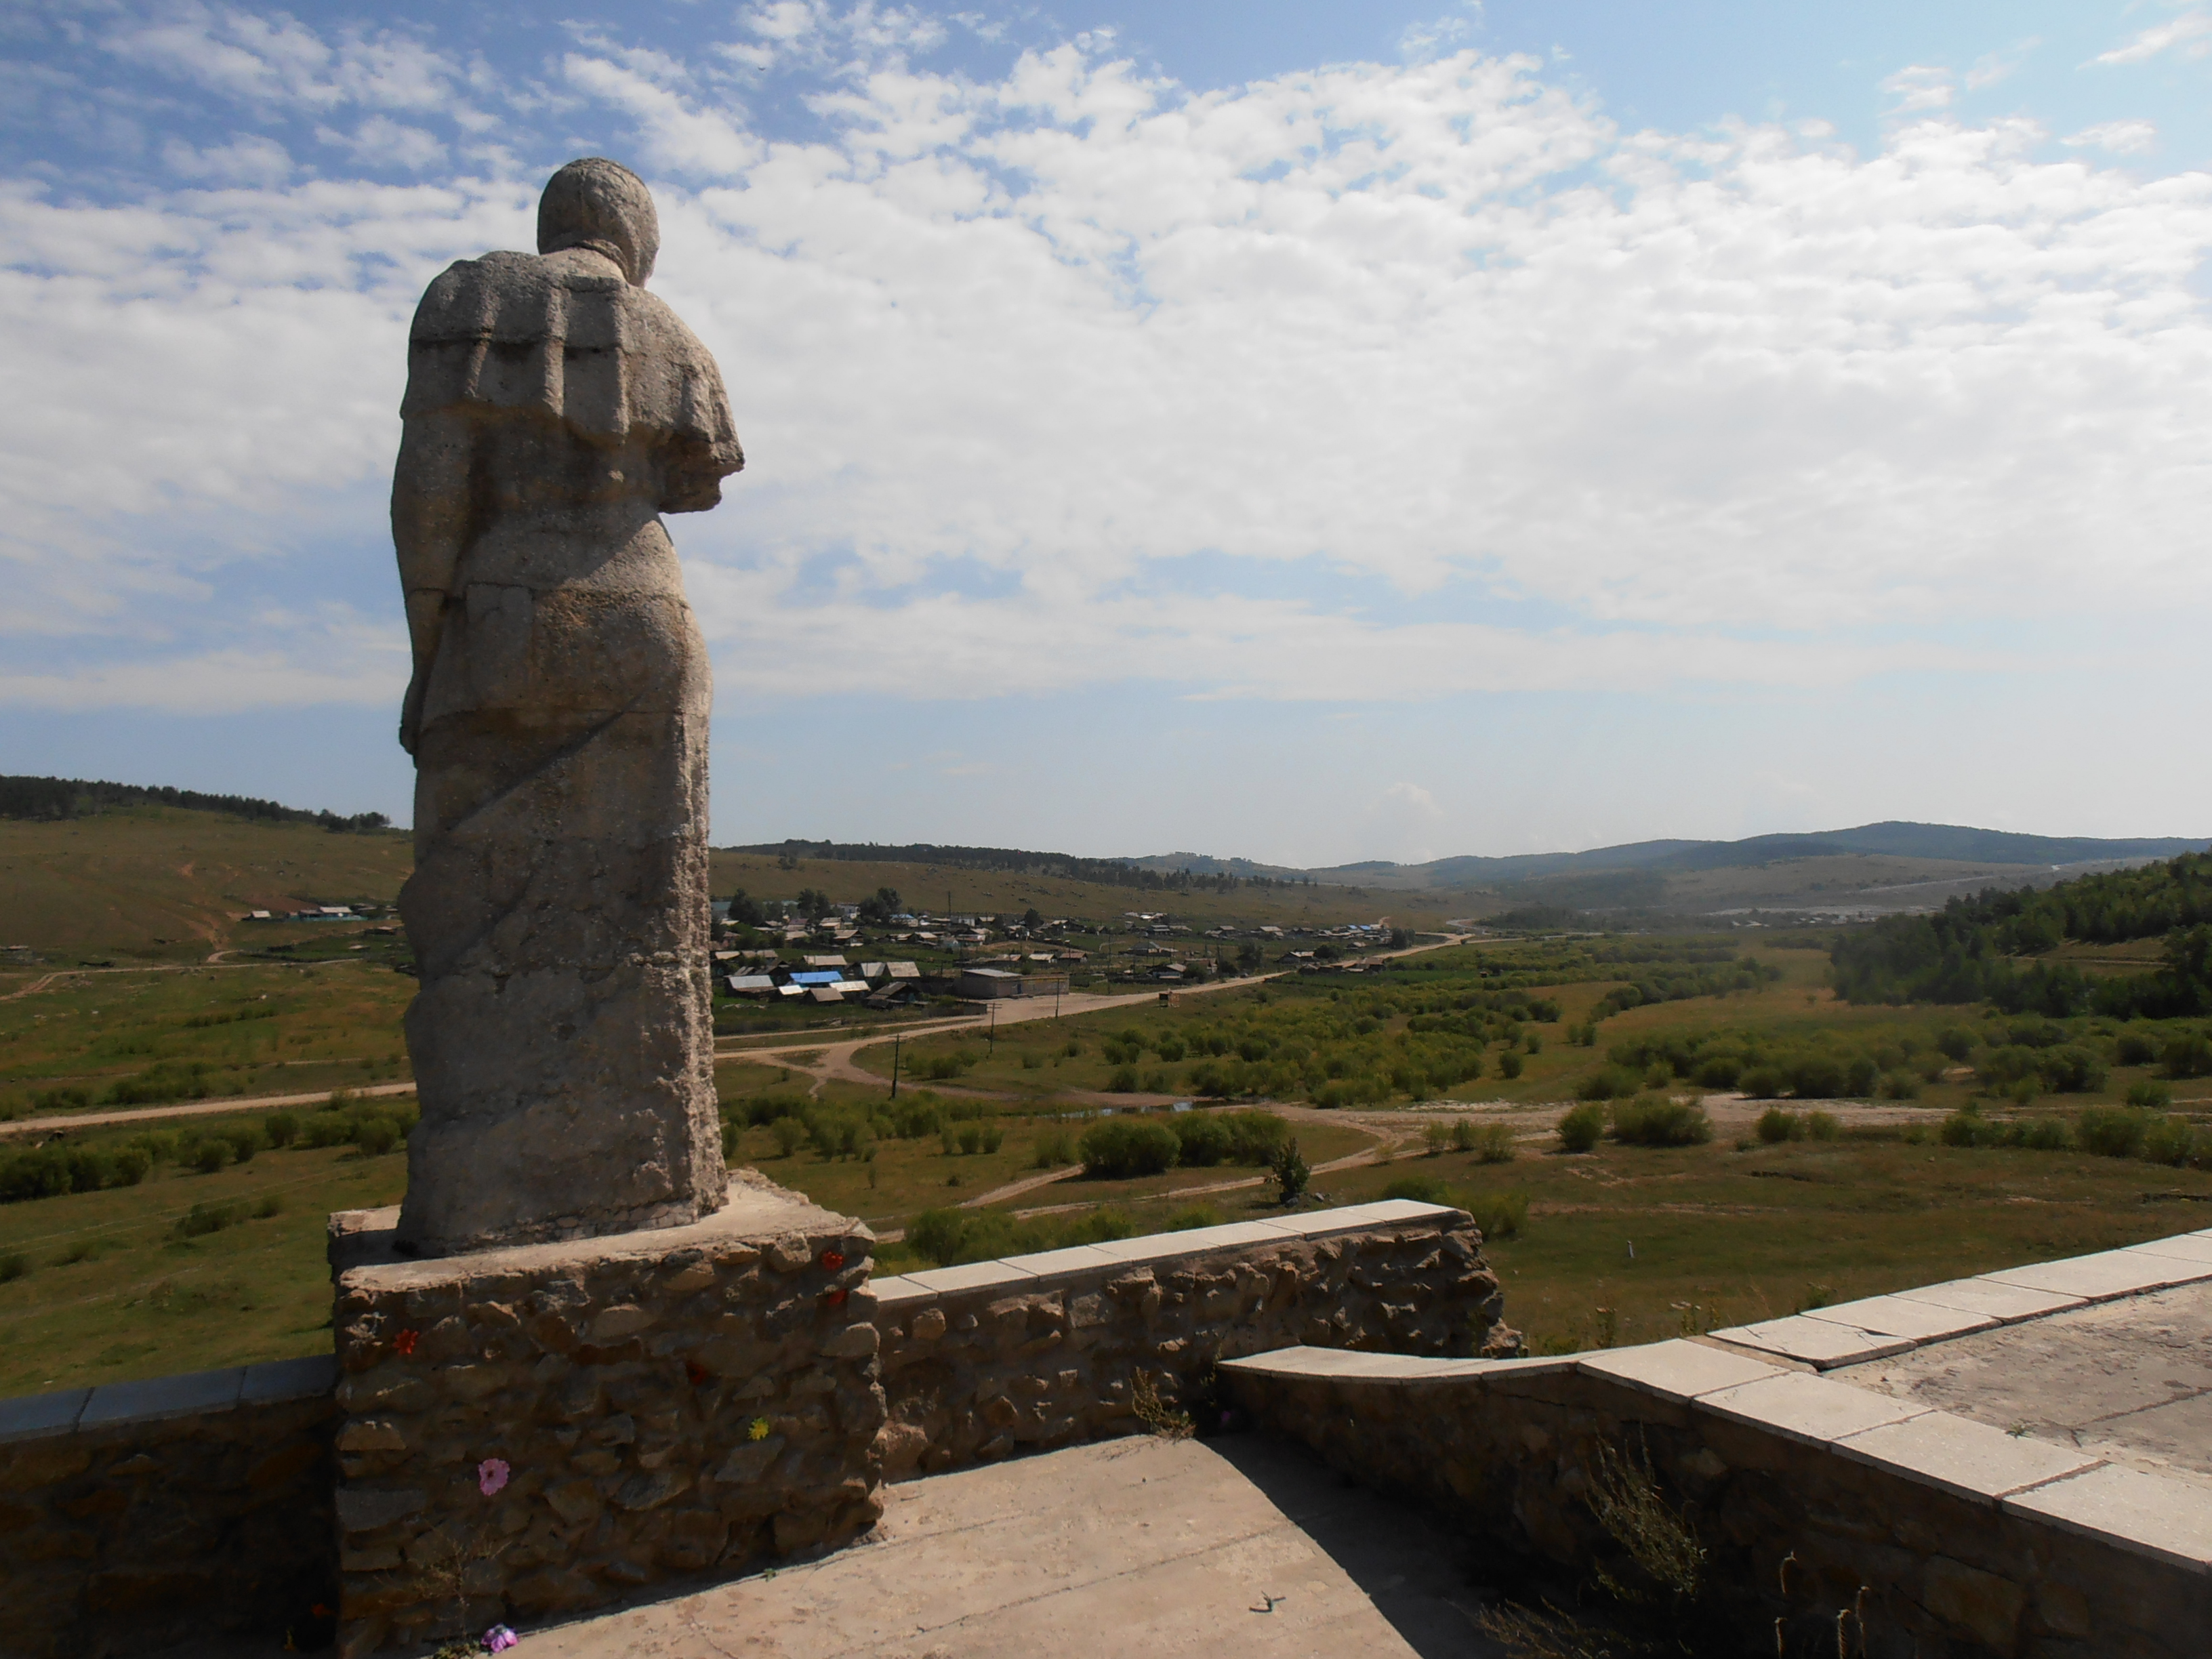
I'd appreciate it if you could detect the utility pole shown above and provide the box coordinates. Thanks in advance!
[890,1035,901,1099]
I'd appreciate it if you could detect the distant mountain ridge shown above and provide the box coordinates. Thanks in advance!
[1123,823,2211,892]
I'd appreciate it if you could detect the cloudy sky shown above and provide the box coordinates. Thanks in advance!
[5,1,2211,864]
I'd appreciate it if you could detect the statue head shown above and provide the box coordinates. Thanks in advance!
[537,157,660,286]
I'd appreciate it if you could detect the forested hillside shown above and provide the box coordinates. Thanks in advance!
[1832,853,2212,1017]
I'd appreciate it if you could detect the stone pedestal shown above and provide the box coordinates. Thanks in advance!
[328,1172,884,1656]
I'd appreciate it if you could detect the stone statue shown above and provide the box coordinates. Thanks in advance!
[390,158,740,1254]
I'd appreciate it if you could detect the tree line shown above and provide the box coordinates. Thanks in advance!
[733,839,1311,894]
[0,775,389,834]
[1832,851,2212,1018]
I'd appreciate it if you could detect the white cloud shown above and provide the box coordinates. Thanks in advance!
[161,132,292,184]
[104,3,462,112]
[317,115,449,172]
[1965,37,2039,90]
[1385,781,1442,815]
[2064,120,2158,155]
[1879,65,1954,114]
[9,12,2212,722]
[2090,12,2212,66]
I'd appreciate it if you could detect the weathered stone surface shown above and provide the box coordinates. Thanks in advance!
[333,1174,880,1650]
[392,157,743,1255]
[0,1364,337,1659]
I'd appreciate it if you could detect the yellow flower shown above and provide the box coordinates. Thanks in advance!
[747,1416,771,1442]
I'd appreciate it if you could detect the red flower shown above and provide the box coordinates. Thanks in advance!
[823,1288,848,1308]
[684,1359,710,1387]
[393,1328,420,1357]
[819,1250,846,1273]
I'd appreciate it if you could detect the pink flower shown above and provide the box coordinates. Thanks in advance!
[483,1624,519,1652]
[478,1457,510,1496]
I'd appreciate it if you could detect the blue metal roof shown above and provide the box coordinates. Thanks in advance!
[790,970,845,986]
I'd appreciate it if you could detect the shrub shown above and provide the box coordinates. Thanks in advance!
[190,1139,230,1174]
[1610,1097,1711,1147]
[1471,1124,1516,1163]
[957,1125,983,1155]
[1804,1110,1841,1141]
[1170,1113,1233,1166]
[1464,1190,1528,1240]
[31,1086,92,1113]
[1755,1108,1800,1145]
[1033,1128,1078,1168]
[2018,1117,2071,1151]
[226,1127,263,1164]
[2127,1079,2175,1110]
[1880,1071,1921,1101]
[772,1117,806,1157]
[2142,1115,2196,1168]
[2038,1045,2108,1094]
[1221,1110,1288,1164]
[1422,1120,1452,1157]
[1934,1027,1975,1062]
[263,1111,300,1147]
[175,1201,242,1238]
[1079,1118,1180,1179]
[1106,1065,1140,1094]
[1576,1067,1637,1103]
[1556,1103,1605,1153]
[2163,1031,2212,1080]
[110,1144,152,1186]
[2076,1106,2149,1160]
[1692,1056,1741,1090]
[1270,1136,1310,1202]
[1384,1172,1450,1204]
[1738,1065,1786,1100]
[0,1253,26,1282]
[2115,1029,2160,1067]
[0,1147,73,1202]
[1496,1048,1524,1080]
[1941,1108,1994,1148]
[354,1117,400,1156]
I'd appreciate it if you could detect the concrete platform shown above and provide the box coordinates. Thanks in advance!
[516,1435,1508,1659]
[1838,1279,2212,1492]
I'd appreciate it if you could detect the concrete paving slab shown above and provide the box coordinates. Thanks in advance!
[1223,1348,1431,1381]
[2126,1233,2212,1267]
[1166,1221,1313,1252]
[899,1260,1042,1296]
[1832,1411,2103,1506]
[1707,1315,1913,1370]
[1006,1244,1125,1278]
[1696,1372,1929,1448]
[1800,1294,1999,1344]
[868,1276,934,1309]
[1576,1339,1784,1404]
[1982,1248,2212,1302]
[514,1435,1511,1658]
[79,1366,244,1428]
[1891,1277,2085,1324]
[0,1386,89,1444]
[2002,1464,2212,1574]
[239,1354,338,1406]
[1836,1282,2212,1489]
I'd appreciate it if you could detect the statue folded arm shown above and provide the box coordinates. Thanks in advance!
[391,409,474,754]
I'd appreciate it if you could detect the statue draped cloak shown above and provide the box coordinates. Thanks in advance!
[392,246,742,1254]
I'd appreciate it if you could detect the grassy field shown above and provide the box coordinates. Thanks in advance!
[0,960,415,1118]
[7,868,2212,1398]
[0,1114,407,1397]
[1320,1130,2212,1354]
[0,805,411,962]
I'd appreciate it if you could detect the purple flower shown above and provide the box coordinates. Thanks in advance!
[483,1624,519,1652]
[478,1457,510,1496]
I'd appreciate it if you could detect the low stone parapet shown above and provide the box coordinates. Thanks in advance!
[1225,1304,2212,1656]
[869,1198,1516,1480]
[0,1354,338,1659]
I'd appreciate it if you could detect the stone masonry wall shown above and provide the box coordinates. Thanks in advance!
[329,1178,886,1657]
[869,1199,1515,1481]
[1225,1343,2205,1658]
[0,1355,339,1659]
